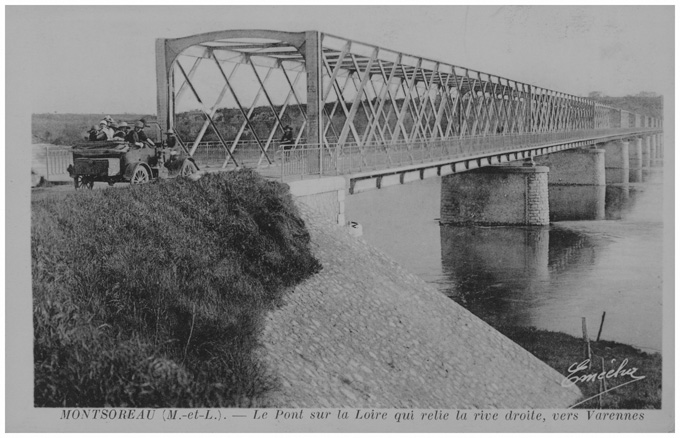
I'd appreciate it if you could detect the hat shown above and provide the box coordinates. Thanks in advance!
[284,125,292,131]
[105,115,113,121]
[99,120,108,126]
[118,121,129,129]
[135,121,144,128]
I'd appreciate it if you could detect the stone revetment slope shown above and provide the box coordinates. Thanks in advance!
[258,205,582,408]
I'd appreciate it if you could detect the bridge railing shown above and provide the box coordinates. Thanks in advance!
[279,128,660,178]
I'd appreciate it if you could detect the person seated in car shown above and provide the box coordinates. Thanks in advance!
[87,125,99,141]
[125,120,155,147]
[96,120,114,141]
[113,121,129,140]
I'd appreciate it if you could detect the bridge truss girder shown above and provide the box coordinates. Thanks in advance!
[156,30,661,168]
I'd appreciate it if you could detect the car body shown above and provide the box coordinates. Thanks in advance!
[67,139,198,189]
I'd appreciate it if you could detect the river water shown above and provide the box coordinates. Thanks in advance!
[346,164,664,353]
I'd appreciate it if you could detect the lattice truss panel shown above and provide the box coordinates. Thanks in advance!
[319,34,599,148]
[161,31,658,166]
[170,35,310,167]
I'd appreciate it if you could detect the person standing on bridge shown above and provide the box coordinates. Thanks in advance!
[280,125,295,160]
[281,125,294,147]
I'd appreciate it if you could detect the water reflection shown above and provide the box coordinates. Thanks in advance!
[440,226,601,327]
[346,166,663,352]
[629,168,643,183]
[604,185,631,220]
[549,186,605,221]
[605,168,630,184]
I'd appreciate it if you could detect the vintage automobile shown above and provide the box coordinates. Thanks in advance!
[67,136,198,189]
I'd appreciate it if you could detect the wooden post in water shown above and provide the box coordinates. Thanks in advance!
[596,311,606,342]
[582,317,592,369]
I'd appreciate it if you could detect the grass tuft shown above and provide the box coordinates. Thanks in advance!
[32,169,321,407]
[498,326,661,409]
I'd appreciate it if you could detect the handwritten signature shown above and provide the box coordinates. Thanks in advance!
[561,358,646,388]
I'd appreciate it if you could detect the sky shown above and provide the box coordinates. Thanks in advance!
[6,5,674,115]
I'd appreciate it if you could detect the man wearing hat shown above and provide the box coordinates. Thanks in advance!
[125,120,155,148]
[86,125,99,141]
[112,121,129,140]
[281,125,294,147]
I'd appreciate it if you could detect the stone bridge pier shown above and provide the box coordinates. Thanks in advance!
[657,133,664,159]
[603,139,630,184]
[438,138,643,226]
[641,136,652,168]
[651,134,661,161]
[629,137,644,183]
[440,165,550,226]
[534,147,606,221]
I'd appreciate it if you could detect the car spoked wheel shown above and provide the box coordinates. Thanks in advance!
[74,175,94,190]
[180,160,197,177]
[130,166,150,185]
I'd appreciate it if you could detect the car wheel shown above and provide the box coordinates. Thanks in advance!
[180,160,197,177]
[74,176,94,190]
[130,166,150,185]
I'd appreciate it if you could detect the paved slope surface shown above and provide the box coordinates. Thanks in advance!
[258,206,582,408]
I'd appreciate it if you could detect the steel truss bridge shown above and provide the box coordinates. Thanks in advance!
[155,30,662,185]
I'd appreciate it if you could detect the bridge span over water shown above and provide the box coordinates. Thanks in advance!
[155,29,662,187]
[155,29,662,225]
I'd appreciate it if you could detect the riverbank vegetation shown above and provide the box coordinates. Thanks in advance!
[499,326,662,409]
[587,91,663,121]
[32,170,321,407]
[32,92,663,147]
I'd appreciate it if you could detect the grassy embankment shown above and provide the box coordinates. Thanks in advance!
[32,170,321,407]
[498,326,662,409]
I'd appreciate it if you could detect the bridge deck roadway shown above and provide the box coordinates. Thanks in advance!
[261,129,662,194]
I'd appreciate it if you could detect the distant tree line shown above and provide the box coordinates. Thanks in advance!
[32,92,663,146]
[587,91,663,121]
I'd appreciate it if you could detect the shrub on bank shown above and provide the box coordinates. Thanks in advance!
[32,169,321,407]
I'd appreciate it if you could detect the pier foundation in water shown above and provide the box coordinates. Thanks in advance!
[440,165,549,226]
[534,148,606,221]
[603,140,630,184]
